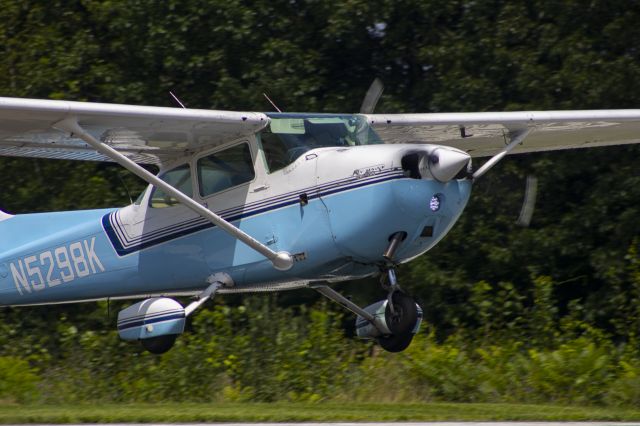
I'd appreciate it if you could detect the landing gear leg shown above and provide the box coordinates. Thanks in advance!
[124,273,233,355]
[383,268,400,313]
[141,278,224,355]
[312,284,381,329]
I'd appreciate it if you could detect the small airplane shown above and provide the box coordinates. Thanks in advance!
[1,83,640,354]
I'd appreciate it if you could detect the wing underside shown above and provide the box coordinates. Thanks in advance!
[363,110,640,157]
[2,98,639,164]
[0,97,269,164]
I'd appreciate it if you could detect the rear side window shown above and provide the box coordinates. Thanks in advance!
[150,164,193,208]
[198,143,255,197]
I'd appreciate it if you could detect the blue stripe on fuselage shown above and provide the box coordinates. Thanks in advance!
[103,170,405,256]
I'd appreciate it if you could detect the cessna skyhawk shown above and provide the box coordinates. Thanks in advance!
[1,92,639,353]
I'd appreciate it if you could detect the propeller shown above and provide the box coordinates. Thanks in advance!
[360,78,385,114]
[516,175,538,227]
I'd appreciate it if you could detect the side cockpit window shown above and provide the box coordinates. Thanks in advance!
[198,143,255,197]
[150,164,193,208]
[260,131,290,172]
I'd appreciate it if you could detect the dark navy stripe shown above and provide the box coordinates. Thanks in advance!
[117,309,185,326]
[112,170,403,249]
[108,212,128,244]
[102,214,127,255]
[113,212,206,247]
[117,313,185,331]
[104,172,405,256]
[216,169,400,216]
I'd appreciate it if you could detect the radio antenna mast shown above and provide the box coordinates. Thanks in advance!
[263,93,282,112]
[169,91,187,109]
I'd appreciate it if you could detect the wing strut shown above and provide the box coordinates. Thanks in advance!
[472,128,532,179]
[53,117,294,271]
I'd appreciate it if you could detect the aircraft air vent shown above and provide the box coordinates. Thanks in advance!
[401,153,422,179]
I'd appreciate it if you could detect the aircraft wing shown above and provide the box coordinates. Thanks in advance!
[362,110,640,157]
[0,97,269,164]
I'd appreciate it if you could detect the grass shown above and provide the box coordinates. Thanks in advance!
[0,402,639,423]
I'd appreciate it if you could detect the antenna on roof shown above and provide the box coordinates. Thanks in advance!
[169,91,187,109]
[263,93,282,113]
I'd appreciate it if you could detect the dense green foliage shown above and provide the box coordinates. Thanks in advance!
[4,292,640,405]
[2,402,640,423]
[0,0,640,407]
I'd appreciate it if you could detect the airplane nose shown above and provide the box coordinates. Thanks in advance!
[423,148,470,182]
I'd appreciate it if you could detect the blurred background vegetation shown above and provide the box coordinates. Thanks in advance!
[1,0,640,406]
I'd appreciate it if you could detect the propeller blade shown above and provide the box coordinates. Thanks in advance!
[360,78,385,114]
[517,175,538,227]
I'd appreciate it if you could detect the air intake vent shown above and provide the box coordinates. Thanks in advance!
[401,153,421,179]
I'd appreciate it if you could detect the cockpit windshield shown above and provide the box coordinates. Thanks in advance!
[260,114,383,173]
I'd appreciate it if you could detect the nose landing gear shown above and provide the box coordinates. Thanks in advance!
[313,268,423,353]
[377,291,421,352]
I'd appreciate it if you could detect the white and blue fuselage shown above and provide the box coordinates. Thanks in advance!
[0,114,472,306]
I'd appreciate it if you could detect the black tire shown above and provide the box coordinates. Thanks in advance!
[378,332,414,353]
[141,334,178,354]
[385,292,419,335]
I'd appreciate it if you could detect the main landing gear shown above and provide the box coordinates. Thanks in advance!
[117,273,232,355]
[313,268,423,353]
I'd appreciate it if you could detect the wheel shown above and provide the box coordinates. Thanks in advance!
[378,332,414,353]
[141,334,178,354]
[376,293,419,353]
[385,292,419,335]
